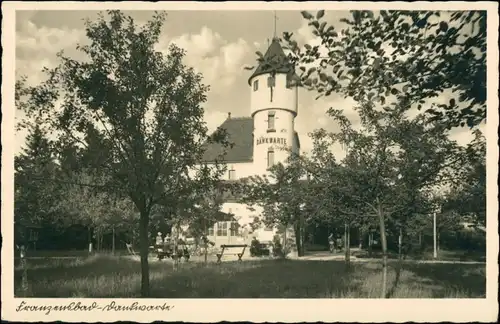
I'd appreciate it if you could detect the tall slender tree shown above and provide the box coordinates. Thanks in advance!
[15,123,59,246]
[17,10,228,297]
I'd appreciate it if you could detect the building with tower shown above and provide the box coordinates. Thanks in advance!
[193,37,300,247]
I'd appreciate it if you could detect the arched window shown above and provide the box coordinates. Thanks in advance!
[253,80,259,91]
[267,111,276,132]
[267,148,275,169]
[267,75,275,88]
[286,71,294,89]
[267,76,276,102]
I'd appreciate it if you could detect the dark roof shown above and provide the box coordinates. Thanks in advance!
[201,117,254,163]
[248,37,293,85]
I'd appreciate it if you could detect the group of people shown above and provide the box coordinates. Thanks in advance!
[154,231,189,258]
[328,233,344,253]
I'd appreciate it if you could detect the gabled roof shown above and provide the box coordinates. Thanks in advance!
[248,37,293,85]
[201,117,254,163]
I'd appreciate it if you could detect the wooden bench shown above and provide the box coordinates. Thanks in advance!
[126,243,137,256]
[216,244,248,263]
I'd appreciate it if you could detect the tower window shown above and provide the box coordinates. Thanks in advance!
[286,72,294,89]
[267,111,276,132]
[267,149,275,169]
[253,80,259,91]
[267,76,275,88]
[228,168,236,180]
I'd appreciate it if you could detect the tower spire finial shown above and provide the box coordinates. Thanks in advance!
[273,11,279,39]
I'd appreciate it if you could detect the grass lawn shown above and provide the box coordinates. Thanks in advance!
[14,255,485,298]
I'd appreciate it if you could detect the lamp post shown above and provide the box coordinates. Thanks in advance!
[292,203,306,257]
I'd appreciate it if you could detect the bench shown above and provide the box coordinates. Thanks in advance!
[126,243,137,256]
[216,244,248,263]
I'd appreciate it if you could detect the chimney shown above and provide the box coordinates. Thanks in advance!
[228,112,231,119]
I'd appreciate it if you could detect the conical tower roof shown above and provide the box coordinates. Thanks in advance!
[248,37,293,85]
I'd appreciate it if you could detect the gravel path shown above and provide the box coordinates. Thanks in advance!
[15,252,486,265]
[287,253,486,264]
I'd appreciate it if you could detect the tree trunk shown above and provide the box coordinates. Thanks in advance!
[204,224,208,264]
[344,223,350,265]
[347,225,350,256]
[112,225,116,256]
[204,243,208,264]
[88,227,93,255]
[139,208,150,298]
[418,232,422,247]
[97,229,102,252]
[294,222,303,257]
[368,232,373,257]
[398,227,403,261]
[283,226,287,257]
[300,220,306,256]
[173,222,180,269]
[377,205,388,299]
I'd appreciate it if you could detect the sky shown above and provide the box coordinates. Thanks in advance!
[15,9,481,157]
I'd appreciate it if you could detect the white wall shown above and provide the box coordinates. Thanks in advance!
[223,162,255,180]
[187,71,301,244]
[220,202,276,242]
[250,72,298,176]
[249,73,298,117]
[190,162,259,181]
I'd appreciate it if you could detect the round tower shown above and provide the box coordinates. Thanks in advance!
[248,38,299,175]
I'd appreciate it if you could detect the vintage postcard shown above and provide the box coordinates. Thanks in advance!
[1,1,498,322]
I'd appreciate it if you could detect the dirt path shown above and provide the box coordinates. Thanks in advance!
[287,252,486,264]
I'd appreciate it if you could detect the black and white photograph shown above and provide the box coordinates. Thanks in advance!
[2,1,498,322]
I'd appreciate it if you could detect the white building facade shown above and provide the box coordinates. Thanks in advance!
[196,38,300,247]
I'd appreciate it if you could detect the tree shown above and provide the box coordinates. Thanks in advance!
[442,129,486,227]
[303,127,373,265]
[282,10,486,129]
[299,97,462,296]
[187,181,228,263]
[15,123,60,246]
[17,10,228,297]
[54,171,138,253]
[240,157,310,257]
